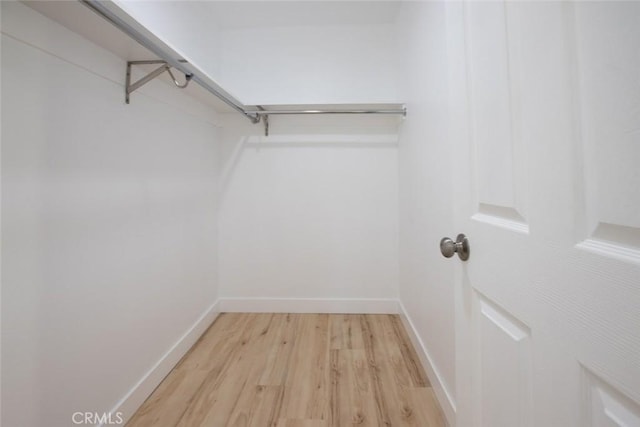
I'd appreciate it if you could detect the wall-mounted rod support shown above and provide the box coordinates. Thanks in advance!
[257,107,270,137]
[166,68,192,89]
[126,60,192,104]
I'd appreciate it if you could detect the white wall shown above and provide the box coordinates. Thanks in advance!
[395,1,456,421]
[218,24,399,105]
[217,114,399,310]
[1,3,221,426]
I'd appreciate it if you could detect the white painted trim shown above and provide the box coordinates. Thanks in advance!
[218,297,399,314]
[102,300,221,427]
[398,301,456,426]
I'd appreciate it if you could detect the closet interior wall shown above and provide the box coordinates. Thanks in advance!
[2,1,456,426]
[217,113,399,310]
[2,3,222,426]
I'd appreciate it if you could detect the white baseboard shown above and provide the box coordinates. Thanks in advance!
[218,297,399,314]
[398,301,456,426]
[103,300,221,427]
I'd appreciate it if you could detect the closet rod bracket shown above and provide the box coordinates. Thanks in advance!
[263,114,269,137]
[125,60,192,104]
[256,106,269,136]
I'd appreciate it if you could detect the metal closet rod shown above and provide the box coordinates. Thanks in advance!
[81,0,407,123]
[252,109,406,115]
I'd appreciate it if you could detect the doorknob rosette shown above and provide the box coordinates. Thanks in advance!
[440,234,470,261]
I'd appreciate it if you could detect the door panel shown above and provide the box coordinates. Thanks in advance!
[465,1,527,231]
[448,2,640,426]
[584,370,640,427]
[475,294,532,427]
[573,2,640,259]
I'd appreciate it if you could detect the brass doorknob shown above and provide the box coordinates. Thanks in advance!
[440,234,470,261]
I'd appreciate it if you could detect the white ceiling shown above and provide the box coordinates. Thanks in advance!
[24,0,402,64]
[204,1,402,29]
[27,1,402,34]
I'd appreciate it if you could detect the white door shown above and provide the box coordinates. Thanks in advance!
[445,2,640,426]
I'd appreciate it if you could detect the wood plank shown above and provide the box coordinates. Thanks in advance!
[329,315,365,350]
[258,314,299,386]
[330,349,379,426]
[359,315,393,426]
[377,315,415,388]
[329,316,343,350]
[175,314,275,426]
[279,314,330,421]
[227,385,284,427]
[227,315,292,426]
[275,420,328,427]
[389,314,430,387]
[361,314,425,426]
[409,387,447,427]
[343,314,365,350]
[126,313,445,427]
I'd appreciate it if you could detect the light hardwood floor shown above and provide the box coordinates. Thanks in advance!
[127,313,445,427]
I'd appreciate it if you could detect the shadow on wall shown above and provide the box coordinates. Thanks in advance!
[217,113,402,201]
